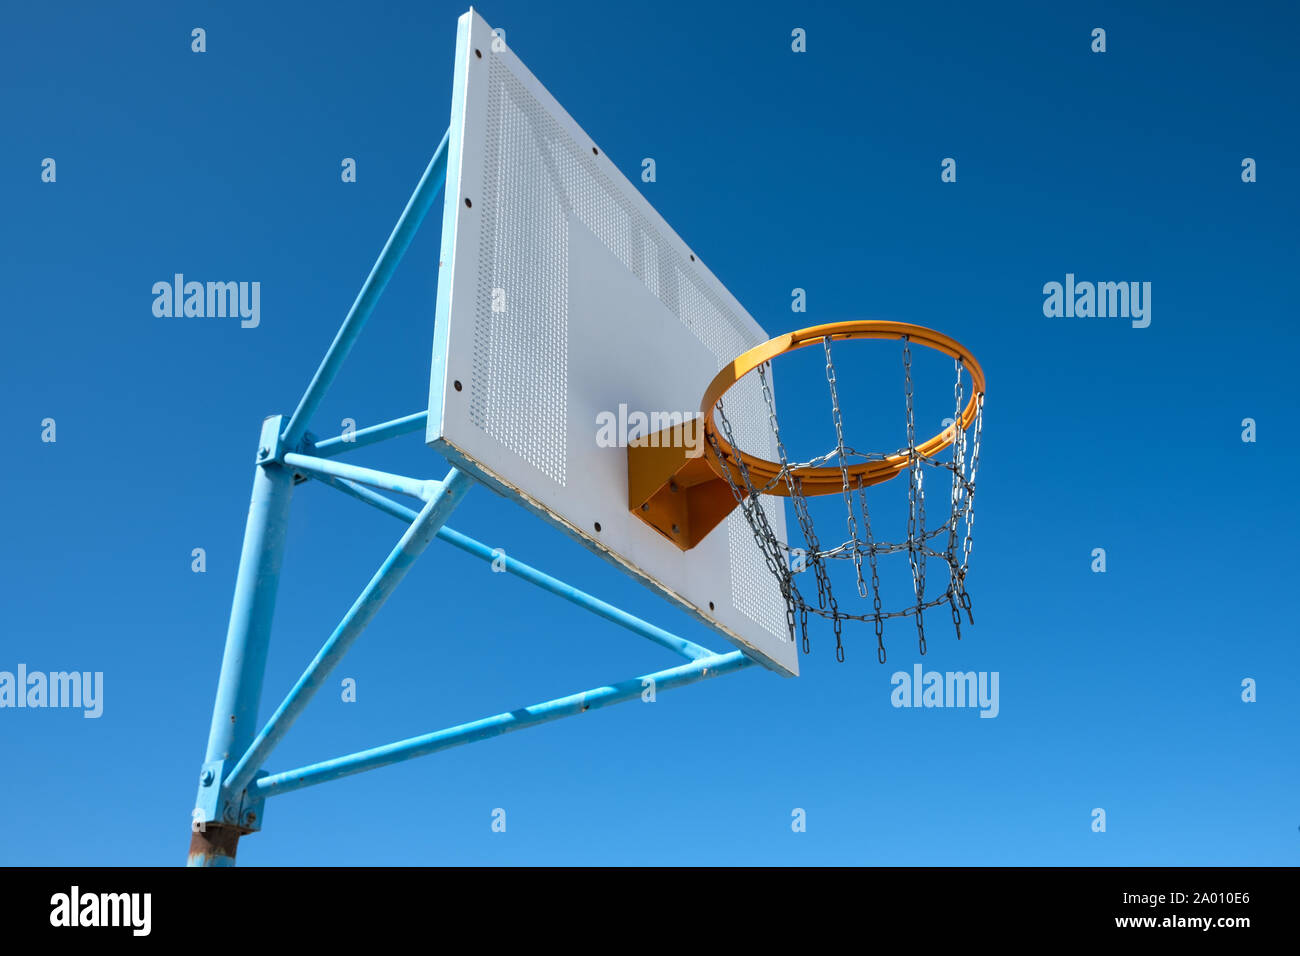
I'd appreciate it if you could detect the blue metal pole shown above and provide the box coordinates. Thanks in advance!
[223,467,474,798]
[250,651,754,799]
[282,451,435,501]
[309,411,428,458]
[280,132,450,451]
[317,475,715,661]
[189,415,295,866]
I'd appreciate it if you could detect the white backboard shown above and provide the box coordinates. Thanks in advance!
[427,9,796,675]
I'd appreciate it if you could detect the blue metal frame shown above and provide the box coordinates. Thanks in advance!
[308,411,428,458]
[222,468,474,801]
[249,651,753,799]
[283,450,436,501]
[190,124,761,867]
[316,475,717,662]
[281,132,450,452]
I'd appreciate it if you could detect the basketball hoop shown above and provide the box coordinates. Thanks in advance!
[628,320,986,664]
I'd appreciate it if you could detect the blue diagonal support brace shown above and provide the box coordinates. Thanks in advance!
[249,650,754,800]
[281,131,450,450]
[309,411,429,458]
[223,467,474,798]
[315,474,715,661]
[283,451,435,501]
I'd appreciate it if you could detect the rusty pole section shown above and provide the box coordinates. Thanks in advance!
[187,823,243,867]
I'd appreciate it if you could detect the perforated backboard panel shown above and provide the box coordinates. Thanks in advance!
[428,9,796,675]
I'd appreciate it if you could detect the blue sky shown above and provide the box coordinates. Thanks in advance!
[2,0,1297,865]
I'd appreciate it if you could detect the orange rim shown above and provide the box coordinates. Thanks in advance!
[701,321,986,497]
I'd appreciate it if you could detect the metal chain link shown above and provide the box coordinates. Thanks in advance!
[824,338,869,608]
[957,393,983,624]
[708,398,799,631]
[902,338,928,655]
[945,358,966,639]
[858,480,887,663]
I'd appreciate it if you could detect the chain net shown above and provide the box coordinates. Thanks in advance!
[706,335,984,664]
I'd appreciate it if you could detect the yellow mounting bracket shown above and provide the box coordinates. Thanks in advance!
[627,419,741,552]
